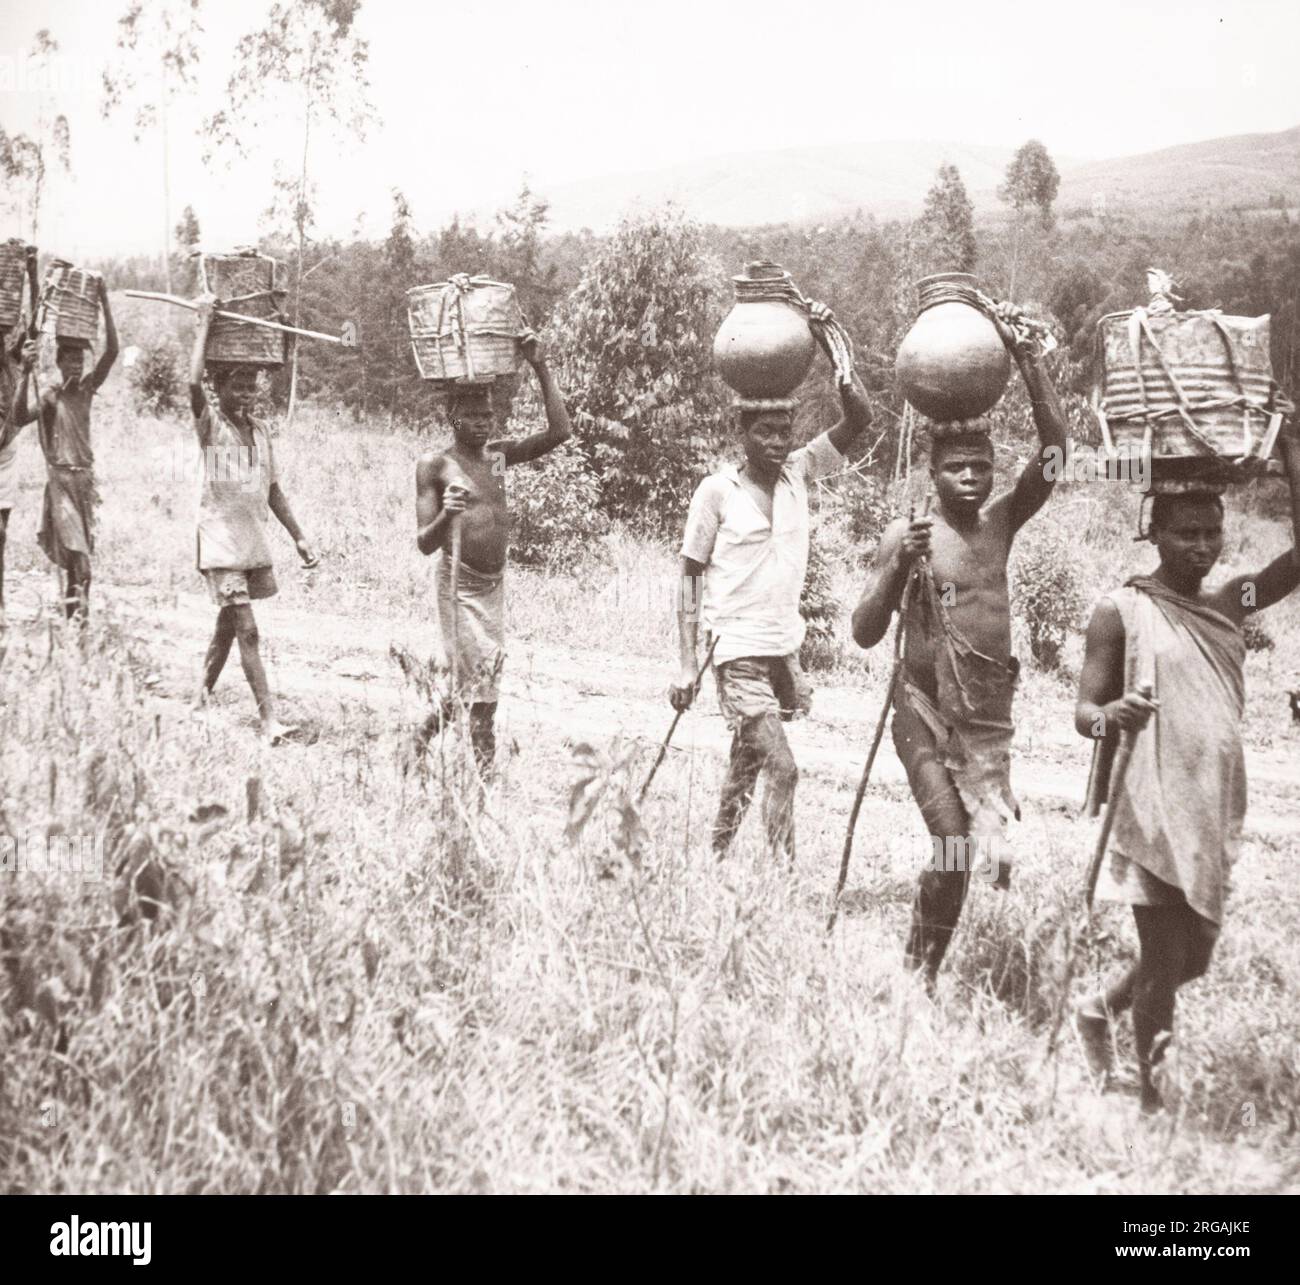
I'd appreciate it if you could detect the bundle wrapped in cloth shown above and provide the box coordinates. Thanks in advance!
[407,274,528,385]
[1094,268,1293,486]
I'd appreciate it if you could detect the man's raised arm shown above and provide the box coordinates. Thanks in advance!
[1215,426,1300,618]
[12,340,41,431]
[497,333,573,465]
[992,324,1067,533]
[90,278,119,390]
[826,370,873,458]
[188,296,216,432]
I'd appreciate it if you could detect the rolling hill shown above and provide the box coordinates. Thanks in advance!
[530,125,1300,231]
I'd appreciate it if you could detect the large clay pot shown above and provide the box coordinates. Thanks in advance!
[713,261,816,400]
[895,272,1010,422]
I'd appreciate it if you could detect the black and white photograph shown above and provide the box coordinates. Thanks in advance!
[0,0,1297,1243]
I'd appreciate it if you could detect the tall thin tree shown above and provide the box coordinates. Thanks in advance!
[916,163,977,275]
[102,1,204,295]
[998,139,1060,295]
[205,0,374,423]
[0,31,71,240]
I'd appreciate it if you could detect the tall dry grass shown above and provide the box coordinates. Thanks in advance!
[1,297,1297,1192]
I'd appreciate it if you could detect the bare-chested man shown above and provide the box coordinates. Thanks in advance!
[11,275,118,619]
[851,320,1066,987]
[188,296,318,742]
[1073,431,1300,1112]
[414,333,572,771]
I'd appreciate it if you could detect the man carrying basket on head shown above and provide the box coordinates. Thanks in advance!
[11,273,118,620]
[414,331,573,774]
[188,295,318,743]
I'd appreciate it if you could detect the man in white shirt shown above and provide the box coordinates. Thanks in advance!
[671,309,870,862]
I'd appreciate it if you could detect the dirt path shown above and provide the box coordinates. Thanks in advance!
[7,570,1299,842]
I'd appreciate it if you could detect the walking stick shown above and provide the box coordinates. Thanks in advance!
[448,513,463,707]
[826,567,918,932]
[1083,681,1155,910]
[638,634,720,804]
[1044,681,1155,1059]
[827,495,929,932]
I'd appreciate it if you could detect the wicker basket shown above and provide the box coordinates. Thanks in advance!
[407,276,525,382]
[0,239,26,329]
[43,260,101,343]
[1095,306,1293,482]
[194,250,286,368]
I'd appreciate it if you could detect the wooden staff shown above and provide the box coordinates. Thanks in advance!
[827,495,929,932]
[638,634,720,805]
[1084,681,1155,910]
[448,514,463,707]
[123,290,349,345]
[1045,680,1158,1060]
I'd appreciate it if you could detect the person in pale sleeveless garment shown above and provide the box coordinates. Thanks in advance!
[1074,436,1300,1112]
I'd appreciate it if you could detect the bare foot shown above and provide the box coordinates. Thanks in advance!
[1139,1081,1165,1115]
[1074,1005,1113,1085]
[263,721,301,746]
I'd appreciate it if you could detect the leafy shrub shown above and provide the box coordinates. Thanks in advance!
[1011,525,1088,671]
[546,208,728,536]
[129,337,184,416]
[509,437,608,568]
[799,517,840,671]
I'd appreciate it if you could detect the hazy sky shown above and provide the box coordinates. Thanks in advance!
[2,0,1298,259]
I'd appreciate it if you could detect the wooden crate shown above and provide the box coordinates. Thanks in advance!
[1096,307,1291,479]
[43,260,100,343]
[408,277,524,382]
[0,239,25,329]
[193,250,286,368]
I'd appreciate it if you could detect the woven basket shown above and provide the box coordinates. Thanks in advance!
[407,277,525,382]
[0,239,26,329]
[44,260,101,343]
[194,250,286,368]
[1095,306,1293,482]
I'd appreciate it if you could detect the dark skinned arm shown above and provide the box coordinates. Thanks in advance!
[668,555,707,711]
[1211,429,1300,620]
[496,334,573,466]
[416,452,465,557]
[989,330,1067,533]
[89,278,119,391]
[826,370,873,458]
[188,296,216,429]
[851,516,924,649]
[12,341,41,430]
[268,481,317,567]
[1074,599,1158,738]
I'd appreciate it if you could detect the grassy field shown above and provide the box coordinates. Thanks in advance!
[1,299,1298,1193]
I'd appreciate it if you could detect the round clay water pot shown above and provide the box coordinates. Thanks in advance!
[895,272,1010,422]
[713,261,817,400]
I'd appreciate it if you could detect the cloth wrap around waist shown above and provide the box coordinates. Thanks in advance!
[435,553,505,705]
[897,564,1020,837]
[39,464,98,565]
[1086,576,1246,924]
